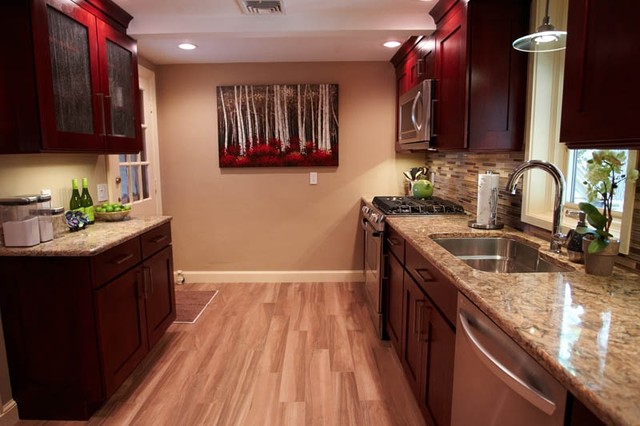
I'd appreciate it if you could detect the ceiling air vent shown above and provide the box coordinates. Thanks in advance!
[237,0,285,15]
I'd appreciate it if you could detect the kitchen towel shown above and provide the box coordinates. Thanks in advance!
[476,172,500,226]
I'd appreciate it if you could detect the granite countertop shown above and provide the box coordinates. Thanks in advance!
[373,202,640,426]
[0,216,171,257]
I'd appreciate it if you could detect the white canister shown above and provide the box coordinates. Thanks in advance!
[0,196,41,247]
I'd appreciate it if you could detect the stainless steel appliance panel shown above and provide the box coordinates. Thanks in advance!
[451,293,567,426]
[360,206,385,339]
[398,79,434,150]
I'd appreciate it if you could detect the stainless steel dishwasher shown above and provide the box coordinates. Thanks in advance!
[451,293,567,425]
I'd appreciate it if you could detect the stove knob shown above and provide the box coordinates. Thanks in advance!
[361,206,370,215]
[376,214,385,224]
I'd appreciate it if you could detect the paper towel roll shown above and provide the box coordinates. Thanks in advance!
[476,172,500,225]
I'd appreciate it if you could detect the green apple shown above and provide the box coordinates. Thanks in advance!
[412,179,433,198]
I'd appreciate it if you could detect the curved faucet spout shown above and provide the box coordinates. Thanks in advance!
[505,160,566,253]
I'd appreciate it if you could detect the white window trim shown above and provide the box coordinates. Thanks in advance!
[521,0,568,231]
[520,0,637,255]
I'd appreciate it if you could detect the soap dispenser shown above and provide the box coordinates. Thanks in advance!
[565,210,588,263]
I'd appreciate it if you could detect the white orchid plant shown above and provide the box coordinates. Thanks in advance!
[578,150,639,253]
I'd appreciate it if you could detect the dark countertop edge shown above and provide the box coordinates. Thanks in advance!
[0,216,172,257]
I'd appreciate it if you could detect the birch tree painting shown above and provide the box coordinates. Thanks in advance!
[217,84,339,167]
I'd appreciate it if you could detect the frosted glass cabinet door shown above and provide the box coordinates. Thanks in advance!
[30,0,141,153]
[33,0,103,150]
[97,19,141,153]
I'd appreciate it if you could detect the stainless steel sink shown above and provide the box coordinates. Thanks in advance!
[432,237,572,273]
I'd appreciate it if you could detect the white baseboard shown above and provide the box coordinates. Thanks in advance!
[175,270,365,284]
[0,399,18,426]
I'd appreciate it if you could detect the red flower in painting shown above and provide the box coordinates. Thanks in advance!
[283,151,305,166]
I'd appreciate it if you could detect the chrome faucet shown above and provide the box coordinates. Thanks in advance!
[505,160,566,253]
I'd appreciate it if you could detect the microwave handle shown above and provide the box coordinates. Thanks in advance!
[411,90,423,133]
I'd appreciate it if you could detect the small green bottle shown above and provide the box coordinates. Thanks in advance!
[80,177,95,224]
[69,179,84,213]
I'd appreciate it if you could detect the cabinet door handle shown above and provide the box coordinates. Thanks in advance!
[143,266,153,297]
[413,268,435,283]
[150,235,168,244]
[414,299,424,338]
[104,95,112,136]
[415,58,425,77]
[420,305,431,342]
[97,93,106,136]
[112,253,134,265]
[136,270,145,300]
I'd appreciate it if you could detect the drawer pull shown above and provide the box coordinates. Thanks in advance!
[387,237,402,246]
[150,235,168,244]
[112,253,135,265]
[414,268,435,283]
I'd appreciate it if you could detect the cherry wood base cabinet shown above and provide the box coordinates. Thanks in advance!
[0,0,142,154]
[384,225,457,425]
[0,223,175,420]
[560,0,640,148]
[385,227,405,358]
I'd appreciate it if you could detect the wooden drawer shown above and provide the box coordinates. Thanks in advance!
[405,242,457,327]
[141,222,172,259]
[91,238,142,288]
[386,226,405,264]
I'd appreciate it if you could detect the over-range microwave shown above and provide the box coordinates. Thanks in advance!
[397,79,435,150]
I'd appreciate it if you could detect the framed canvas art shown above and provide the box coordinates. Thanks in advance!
[217,84,338,167]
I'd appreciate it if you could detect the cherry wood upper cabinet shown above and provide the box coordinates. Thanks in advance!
[432,0,529,151]
[391,0,529,152]
[0,0,141,154]
[560,0,640,148]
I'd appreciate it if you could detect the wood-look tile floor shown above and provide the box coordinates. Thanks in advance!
[19,282,425,426]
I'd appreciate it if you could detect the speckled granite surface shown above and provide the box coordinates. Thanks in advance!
[373,199,640,425]
[0,216,171,257]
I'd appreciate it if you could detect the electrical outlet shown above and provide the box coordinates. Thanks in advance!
[309,172,318,185]
[96,183,109,202]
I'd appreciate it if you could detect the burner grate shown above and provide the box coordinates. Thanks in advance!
[372,196,465,216]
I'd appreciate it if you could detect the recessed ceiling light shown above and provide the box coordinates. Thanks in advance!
[383,41,401,48]
[178,43,197,50]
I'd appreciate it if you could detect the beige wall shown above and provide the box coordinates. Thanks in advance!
[0,154,107,208]
[156,62,423,272]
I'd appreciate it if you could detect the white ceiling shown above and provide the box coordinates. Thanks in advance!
[111,0,437,64]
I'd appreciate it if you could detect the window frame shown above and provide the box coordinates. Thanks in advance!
[520,0,637,255]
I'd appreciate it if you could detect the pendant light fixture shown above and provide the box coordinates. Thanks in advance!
[513,0,567,52]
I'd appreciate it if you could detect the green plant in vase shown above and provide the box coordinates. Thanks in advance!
[578,150,638,254]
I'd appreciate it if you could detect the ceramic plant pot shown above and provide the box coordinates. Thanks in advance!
[582,236,620,276]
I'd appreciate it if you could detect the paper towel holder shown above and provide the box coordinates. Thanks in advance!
[469,173,504,229]
[468,220,504,230]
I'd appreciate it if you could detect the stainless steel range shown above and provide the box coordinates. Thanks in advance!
[360,196,465,339]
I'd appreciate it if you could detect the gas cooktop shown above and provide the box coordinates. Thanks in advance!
[372,196,465,216]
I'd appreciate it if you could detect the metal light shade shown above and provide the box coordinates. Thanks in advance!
[513,0,567,52]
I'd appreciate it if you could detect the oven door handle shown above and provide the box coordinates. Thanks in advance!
[361,218,382,237]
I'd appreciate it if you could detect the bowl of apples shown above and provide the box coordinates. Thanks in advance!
[95,202,132,222]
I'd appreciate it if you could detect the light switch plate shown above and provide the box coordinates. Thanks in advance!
[96,183,109,202]
[309,172,318,185]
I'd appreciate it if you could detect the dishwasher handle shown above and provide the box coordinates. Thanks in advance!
[458,311,557,416]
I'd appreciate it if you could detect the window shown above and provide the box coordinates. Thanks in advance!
[564,149,638,253]
[520,0,638,254]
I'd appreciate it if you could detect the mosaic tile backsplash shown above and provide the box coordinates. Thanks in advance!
[423,151,640,271]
